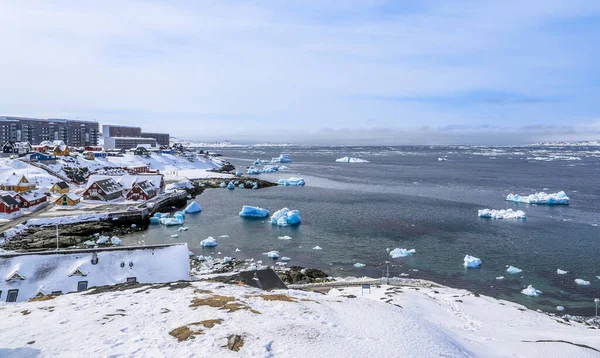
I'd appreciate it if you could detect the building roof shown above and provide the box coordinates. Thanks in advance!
[53,181,70,190]
[0,194,19,206]
[132,180,157,196]
[60,193,81,201]
[16,191,46,202]
[2,174,26,186]
[88,174,163,191]
[87,178,123,195]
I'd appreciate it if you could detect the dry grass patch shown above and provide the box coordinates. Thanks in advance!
[190,295,260,314]
[196,319,224,329]
[169,326,204,342]
[194,289,213,294]
[29,295,56,302]
[246,294,296,303]
[21,310,31,315]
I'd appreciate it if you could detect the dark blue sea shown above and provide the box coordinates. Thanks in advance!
[126,145,600,315]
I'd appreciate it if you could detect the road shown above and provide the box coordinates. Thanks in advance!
[0,203,54,233]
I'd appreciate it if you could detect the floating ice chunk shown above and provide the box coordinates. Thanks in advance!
[224,257,232,263]
[131,224,137,228]
[354,263,366,268]
[281,257,291,262]
[239,205,270,218]
[96,236,109,245]
[496,276,505,280]
[521,285,541,296]
[110,236,122,245]
[235,248,241,252]
[83,240,95,247]
[247,166,262,175]
[265,250,280,259]
[313,246,322,250]
[149,217,160,224]
[278,235,292,240]
[219,235,230,238]
[160,217,184,226]
[437,157,447,161]
[185,201,202,213]
[219,182,226,188]
[597,276,600,281]
[170,234,179,238]
[197,255,206,261]
[390,248,416,258]
[201,237,218,247]
[506,191,569,205]
[557,306,565,311]
[254,158,267,165]
[575,279,591,286]
[463,255,482,268]
[336,157,369,163]
[557,269,568,275]
[239,183,245,188]
[478,209,526,220]
[178,227,188,232]
[235,170,242,176]
[271,154,292,163]
[227,182,235,190]
[270,208,302,226]
[252,183,258,190]
[262,165,280,173]
[506,266,523,274]
[278,177,305,186]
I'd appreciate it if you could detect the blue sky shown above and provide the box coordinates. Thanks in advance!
[1,0,599,144]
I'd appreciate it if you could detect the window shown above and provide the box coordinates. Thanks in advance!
[6,289,18,302]
[126,277,137,283]
[51,291,62,296]
[77,281,88,292]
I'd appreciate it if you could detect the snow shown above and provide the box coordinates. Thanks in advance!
[277,177,306,186]
[270,154,292,163]
[557,269,568,275]
[166,181,194,192]
[27,213,109,227]
[335,157,369,163]
[575,279,591,286]
[200,237,218,247]
[2,280,599,357]
[389,248,416,258]
[270,208,302,226]
[463,255,482,268]
[506,191,570,205]
[354,263,366,268]
[265,251,280,259]
[506,266,523,274]
[313,246,322,250]
[184,201,202,213]
[521,285,542,297]
[478,208,526,220]
[239,206,270,218]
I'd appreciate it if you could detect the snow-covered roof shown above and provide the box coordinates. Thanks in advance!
[0,244,190,302]
[87,178,123,195]
[53,181,69,189]
[133,180,157,196]
[16,191,46,202]
[88,174,163,191]
[0,194,19,206]
[61,193,81,201]
[1,174,26,186]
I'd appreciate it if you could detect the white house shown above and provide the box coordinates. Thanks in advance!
[0,243,190,303]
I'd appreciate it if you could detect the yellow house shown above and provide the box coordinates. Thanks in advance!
[55,193,81,206]
[0,174,36,193]
[53,143,70,156]
[50,181,70,194]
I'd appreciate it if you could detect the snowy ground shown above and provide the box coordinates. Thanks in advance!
[0,159,61,191]
[0,279,598,357]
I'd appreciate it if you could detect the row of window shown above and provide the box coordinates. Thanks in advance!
[2,277,137,302]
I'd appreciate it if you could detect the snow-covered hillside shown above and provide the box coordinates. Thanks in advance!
[0,159,61,190]
[1,280,598,357]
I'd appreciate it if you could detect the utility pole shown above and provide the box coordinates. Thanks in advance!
[56,225,59,251]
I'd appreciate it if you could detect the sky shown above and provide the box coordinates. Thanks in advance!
[1,0,599,145]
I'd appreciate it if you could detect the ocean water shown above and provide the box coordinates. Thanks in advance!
[125,145,600,315]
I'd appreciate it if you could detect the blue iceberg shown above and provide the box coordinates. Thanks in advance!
[270,208,302,226]
[185,201,202,213]
[227,182,235,190]
[271,154,292,163]
[463,255,482,268]
[247,166,262,175]
[278,177,305,186]
[239,205,270,218]
[506,191,569,205]
[201,237,218,247]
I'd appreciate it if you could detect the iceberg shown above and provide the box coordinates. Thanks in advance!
[227,182,235,190]
[224,256,232,263]
[390,248,416,258]
[557,269,568,275]
[506,191,569,205]
[281,257,291,262]
[575,279,590,286]
[238,183,245,188]
[271,154,292,163]
[478,209,526,220]
[521,285,541,296]
[254,158,268,165]
[437,157,448,161]
[239,205,270,218]
[96,236,109,245]
[219,182,226,188]
[262,165,280,173]
[200,237,218,247]
[313,246,322,250]
[252,183,258,190]
[235,170,242,176]
[170,234,179,238]
[270,208,302,226]
[110,236,122,245]
[278,235,292,240]
[265,250,280,259]
[160,216,184,226]
[247,166,262,175]
[557,306,565,311]
[149,217,160,224]
[354,263,366,268]
[185,201,202,213]
[506,266,523,274]
[278,177,305,186]
[496,276,505,280]
[336,157,369,163]
[463,255,482,268]
[219,235,230,238]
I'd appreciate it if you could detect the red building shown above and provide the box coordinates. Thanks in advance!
[14,191,48,208]
[123,165,150,174]
[126,181,157,201]
[83,178,123,201]
[0,194,21,214]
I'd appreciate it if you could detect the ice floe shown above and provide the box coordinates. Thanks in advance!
[281,257,291,262]
[177,227,188,232]
[270,208,302,226]
[557,306,565,311]
[265,251,280,259]
[271,154,292,163]
[170,234,179,238]
[278,177,306,186]
[336,157,369,163]
[463,255,482,268]
[239,205,270,218]
[185,201,202,213]
[521,285,541,296]
[478,209,526,220]
[575,279,591,286]
[389,248,416,258]
[506,266,523,274]
[354,263,366,268]
[506,191,569,205]
[496,276,505,280]
[557,269,568,275]
[200,237,218,247]
[313,246,322,250]
[278,235,292,240]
